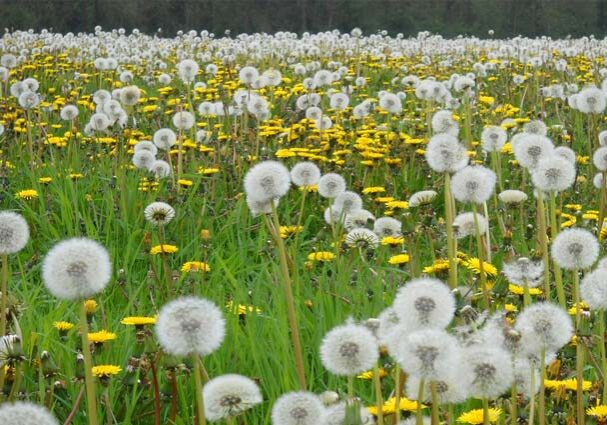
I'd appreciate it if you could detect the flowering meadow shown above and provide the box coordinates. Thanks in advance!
[2,27,607,425]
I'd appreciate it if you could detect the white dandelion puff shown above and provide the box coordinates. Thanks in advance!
[290,162,321,187]
[498,190,528,205]
[425,134,469,173]
[42,238,111,300]
[531,155,576,193]
[451,165,496,204]
[392,278,456,331]
[318,173,346,199]
[320,323,379,376]
[373,217,402,237]
[155,296,225,357]
[453,212,488,239]
[153,128,177,150]
[345,228,380,249]
[203,374,262,421]
[332,191,362,215]
[0,401,59,425]
[0,211,29,255]
[515,302,573,356]
[581,268,607,310]
[144,202,175,226]
[502,257,544,287]
[408,190,438,207]
[244,161,291,203]
[551,228,599,270]
[271,391,325,425]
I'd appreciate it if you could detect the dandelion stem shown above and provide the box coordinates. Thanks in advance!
[539,348,546,425]
[472,203,490,309]
[549,191,565,308]
[79,301,99,425]
[574,269,585,425]
[444,173,457,289]
[269,204,307,390]
[430,381,440,425]
[192,355,207,425]
[394,364,402,425]
[149,356,162,425]
[536,191,551,301]
[0,254,8,336]
[416,377,425,425]
[482,398,490,425]
[529,364,535,425]
[598,310,607,404]
[373,363,384,425]
[510,382,518,425]
[63,386,86,425]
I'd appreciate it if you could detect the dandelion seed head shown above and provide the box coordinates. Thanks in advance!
[155,296,225,356]
[0,211,29,255]
[42,238,111,300]
[464,345,513,398]
[551,227,599,270]
[408,190,438,207]
[271,391,325,425]
[132,150,156,170]
[531,155,576,192]
[244,161,291,203]
[453,212,488,239]
[345,228,379,249]
[153,128,177,150]
[0,401,59,425]
[451,166,496,204]
[134,141,158,156]
[203,374,262,421]
[332,191,362,215]
[322,401,375,425]
[515,302,573,356]
[320,323,378,376]
[344,209,375,231]
[151,160,172,178]
[290,162,321,187]
[513,134,554,169]
[393,278,455,331]
[481,126,507,152]
[144,202,175,226]
[554,146,577,164]
[581,268,607,310]
[425,134,469,173]
[318,173,346,199]
[373,217,402,237]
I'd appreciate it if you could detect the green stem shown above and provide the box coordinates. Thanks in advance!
[599,310,607,404]
[529,364,535,425]
[537,191,551,301]
[0,254,7,336]
[472,203,490,309]
[510,382,518,425]
[549,192,565,307]
[445,173,457,289]
[79,301,99,425]
[416,378,425,425]
[395,364,402,425]
[373,363,384,425]
[539,348,546,425]
[430,381,440,425]
[574,269,585,425]
[193,355,207,425]
[482,398,490,425]
[270,205,307,390]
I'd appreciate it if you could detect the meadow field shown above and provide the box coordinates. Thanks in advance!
[0,28,607,425]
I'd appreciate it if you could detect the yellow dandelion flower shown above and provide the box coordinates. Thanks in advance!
[388,254,410,265]
[386,200,408,210]
[458,408,502,424]
[38,177,52,184]
[87,330,117,344]
[544,378,592,391]
[53,321,75,331]
[568,302,589,315]
[121,316,157,326]
[69,173,84,180]
[279,225,304,239]
[508,284,542,295]
[16,189,38,200]
[92,365,122,378]
[181,261,211,272]
[150,244,178,255]
[381,236,405,246]
[362,186,386,194]
[307,251,335,262]
[368,396,424,416]
[463,258,498,277]
[357,368,387,380]
[177,179,193,187]
[226,300,262,315]
[299,184,318,193]
[84,299,98,314]
[587,405,607,420]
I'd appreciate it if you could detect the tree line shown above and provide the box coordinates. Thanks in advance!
[0,0,606,38]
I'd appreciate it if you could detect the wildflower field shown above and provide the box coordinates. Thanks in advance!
[2,27,607,425]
